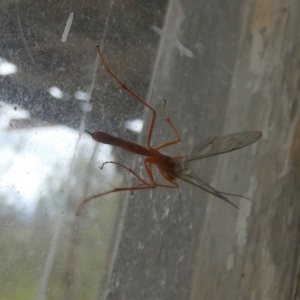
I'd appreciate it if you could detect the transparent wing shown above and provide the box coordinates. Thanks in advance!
[175,165,239,208]
[187,131,262,162]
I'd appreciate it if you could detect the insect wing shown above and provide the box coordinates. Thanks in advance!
[187,131,262,162]
[175,166,238,208]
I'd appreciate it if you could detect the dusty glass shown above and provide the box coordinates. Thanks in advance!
[3,0,295,299]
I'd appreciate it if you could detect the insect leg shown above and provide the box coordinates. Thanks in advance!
[144,158,179,189]
[154,100,181,151]
[96,45,158,150]
[76,161,153,216]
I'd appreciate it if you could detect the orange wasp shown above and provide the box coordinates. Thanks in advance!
[76,45,261,216]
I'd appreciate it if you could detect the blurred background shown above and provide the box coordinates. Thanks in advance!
[1,0,300,299]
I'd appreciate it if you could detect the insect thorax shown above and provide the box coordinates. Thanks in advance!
[169,156,190,175]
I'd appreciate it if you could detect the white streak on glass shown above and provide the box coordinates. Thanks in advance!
[152,26,194,58]
[61,12,74,42]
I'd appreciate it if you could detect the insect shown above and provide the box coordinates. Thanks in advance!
[76,45,262,216]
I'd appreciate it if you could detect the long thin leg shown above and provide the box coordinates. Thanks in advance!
[102,160,178,190]
[77,160,177,216]
[96,45,157,149]
[144,158,179,189]
[129,160,179,190]
[102,160,181,191]
[77,161,153,216]
[76,185,154,216]
[97,46,183,152]
[154,100,181,151]
[100,161,149,186]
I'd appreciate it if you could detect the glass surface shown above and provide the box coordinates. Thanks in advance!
[0,1,167,299]
[2,0,299,300]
